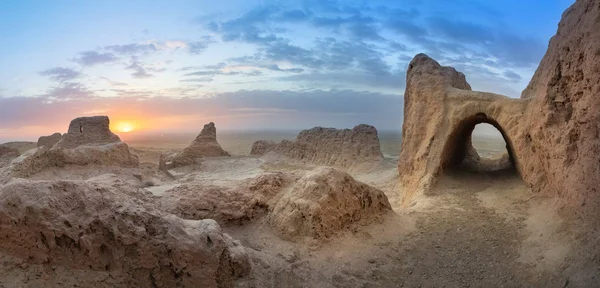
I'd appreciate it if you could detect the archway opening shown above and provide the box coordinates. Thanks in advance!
[440,113,518,175]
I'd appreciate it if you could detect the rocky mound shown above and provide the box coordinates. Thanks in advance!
[252,124,384,171]
[37,132,62,148]
[398,0,600,206]
[0,179,250,287]
[268,167,391,240]
[55,116,121,149]
[0,146,20,168]
[249,140,276,155]
[0,145,19,159]
[160,172,288,225]
[162,122,229,169]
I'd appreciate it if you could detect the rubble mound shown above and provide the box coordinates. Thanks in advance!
[55,116,121,149]
[0,146,20,167]
[253,124,384,171]
[0,146,19,159]
[5,142,137,180]
[0,179,250,287]
[163,122,229,168]
[268,167,391,240]
[37,132,62,148]
[160,172,288,225]
[250,140,276,155]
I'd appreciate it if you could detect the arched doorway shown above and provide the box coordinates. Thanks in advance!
[440,113,519,175]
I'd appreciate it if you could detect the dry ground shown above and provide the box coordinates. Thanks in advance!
[0,140,597,287]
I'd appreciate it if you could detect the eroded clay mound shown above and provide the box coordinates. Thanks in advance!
[37,132,62,148]
[0,146,20,158]
[164,122,229,168]
[55,116,121,149]
[0,146,20,168]
[7,142,139,180]
[249,140,276,156]
[268,167,391,240]
[254,124,384,171]
[0,179,250,287]
[160,172,288,225]
[517,0,600,204]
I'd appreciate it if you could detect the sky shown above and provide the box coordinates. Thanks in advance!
[0,0,574,142]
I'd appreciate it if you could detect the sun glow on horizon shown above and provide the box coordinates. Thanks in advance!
[113,121,137,133]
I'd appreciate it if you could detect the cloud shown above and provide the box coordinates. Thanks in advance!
[42,82,95,100]
[39,67,81,82]
[428,17,493,44]
[180,77,213,82]
[503,70,522,82]
[105,43,159,55]
[125,56,167,79]
[0,89,403,141]
[100,77,128,86]
[73,51,119,66]
[260,64,304,73]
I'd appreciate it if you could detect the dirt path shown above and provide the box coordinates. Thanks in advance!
[233,170,568,287]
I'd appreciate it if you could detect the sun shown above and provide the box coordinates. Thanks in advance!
[114,121,136,133]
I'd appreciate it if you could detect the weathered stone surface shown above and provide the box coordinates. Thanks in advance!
[398,0,600,206]
[517,0,600,205]
[268,167,391,240]
[160,173,288,225]
[55,116,121,149]
[257,124,384,171]
[0,146,20,167]
[0,179,250,287]
[37,133,62,148]
[249,140,276,156]
[166,122,229,168]
[6,142,139,180]
[0,146,19,159]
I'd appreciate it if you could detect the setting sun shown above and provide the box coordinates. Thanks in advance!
[113,121,136,133]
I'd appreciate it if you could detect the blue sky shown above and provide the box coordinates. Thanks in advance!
[0,0,573,141]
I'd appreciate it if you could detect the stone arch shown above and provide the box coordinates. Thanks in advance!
[440,112,518,174]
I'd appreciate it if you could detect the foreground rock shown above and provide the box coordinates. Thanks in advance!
[160,173,288,225]
[162,122,229,169]
[517,0,600,205]
[0,179,250,287]
[268,167,391,240]
[253,124,384,171]
[398,0,600,206]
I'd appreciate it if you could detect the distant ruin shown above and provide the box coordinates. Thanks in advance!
[251,124,384,171]
[399,0,600,205]
[55,116,121,149]
[161,122,229,169]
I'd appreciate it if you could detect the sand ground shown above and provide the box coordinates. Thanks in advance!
[0,136,597,287]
